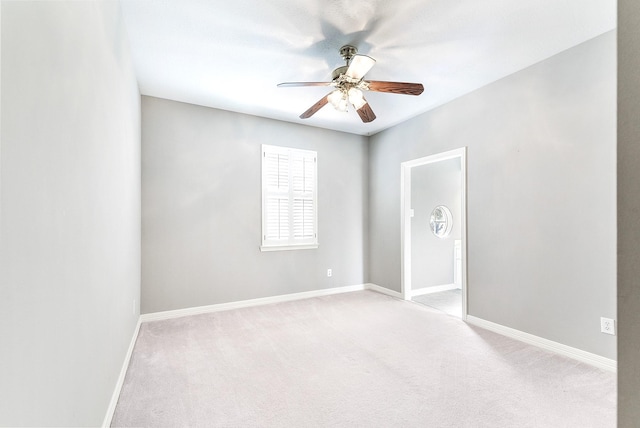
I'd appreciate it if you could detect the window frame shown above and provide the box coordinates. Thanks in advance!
[260,144,318,252]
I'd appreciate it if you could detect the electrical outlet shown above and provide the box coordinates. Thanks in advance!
[600,317,615,335]
[327,269,332,277]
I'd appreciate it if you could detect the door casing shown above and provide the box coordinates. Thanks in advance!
[400,147,468,320]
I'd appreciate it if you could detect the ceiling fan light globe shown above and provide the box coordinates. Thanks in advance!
[337,98,349,112]
[348,88,365,108]
[352,98,367,110]
[328,89,343,108]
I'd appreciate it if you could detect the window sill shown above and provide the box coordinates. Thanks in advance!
[260,244,319,252]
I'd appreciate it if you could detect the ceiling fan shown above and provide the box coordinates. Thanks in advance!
[278,45,424,123]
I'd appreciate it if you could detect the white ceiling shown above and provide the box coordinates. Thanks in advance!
[120,0,615,136]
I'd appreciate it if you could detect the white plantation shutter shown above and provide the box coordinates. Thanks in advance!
[293,199,314,238]
[265,197,289,240]
[262,145,317,250]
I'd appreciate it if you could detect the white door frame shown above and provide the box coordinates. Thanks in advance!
[400,147,468,320]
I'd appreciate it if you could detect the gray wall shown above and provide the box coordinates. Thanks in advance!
[369,31,616,359]
[141,96,368,313]
[411,158,461,288]
[0,2,621,422]
[0,2,141,426]
[618,0,640,424]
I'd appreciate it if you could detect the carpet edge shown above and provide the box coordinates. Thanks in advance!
[102,317,142,428]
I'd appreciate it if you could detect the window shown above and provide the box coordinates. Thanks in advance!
[261,145,318,251]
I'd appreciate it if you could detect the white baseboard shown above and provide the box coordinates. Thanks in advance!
[141,284,368,322]
[466,315,617,372]
[365,283,403,299]
[102,317,141,427]
[411,283,459,297]
[139,284,405,323]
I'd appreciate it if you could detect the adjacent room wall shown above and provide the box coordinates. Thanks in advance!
[141,96,368,313]
[618,0,640,424]
[0,2,140,426]
[369,31,616,359]
[411,158,462,289]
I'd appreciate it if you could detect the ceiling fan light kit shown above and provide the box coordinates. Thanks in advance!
[278,45,424,123]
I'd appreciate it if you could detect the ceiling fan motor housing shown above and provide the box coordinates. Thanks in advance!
[332,65,349,81]
[339,45,358,62]
[333,45,358,80]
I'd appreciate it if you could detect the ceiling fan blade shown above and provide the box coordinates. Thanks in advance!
[345,54,376,80]
[367,81,424,95]
[300,94,330,119]
[278,82,332,88]
[356,99,376,123]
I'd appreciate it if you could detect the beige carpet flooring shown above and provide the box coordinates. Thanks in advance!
[413,288,462,317]
[112,291,615,427]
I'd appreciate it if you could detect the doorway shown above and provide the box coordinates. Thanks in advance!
[401,148,467,319]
